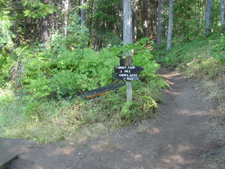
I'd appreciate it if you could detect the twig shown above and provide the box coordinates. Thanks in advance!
[80,154,86,159]
[205,150,224,157]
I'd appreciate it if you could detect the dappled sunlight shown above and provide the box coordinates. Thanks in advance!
[145,127,160,135]
[130,153,143,162]
[0,87,13,99]
[178,110,209,116]
[165,80,176,86]
[161,73,183,80]
[168,155,185,164]
[157,143,196,168]
[177,144,190,153]
[47,147,75,156]
[90,140,111,152]
[161,154,195,166]
[164,90,181,96]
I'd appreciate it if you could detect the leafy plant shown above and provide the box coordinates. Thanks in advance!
[210,34,225,64]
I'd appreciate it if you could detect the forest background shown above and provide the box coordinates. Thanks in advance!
[0,0,225,143]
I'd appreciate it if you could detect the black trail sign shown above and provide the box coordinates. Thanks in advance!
[114,66,144,74]
[114,66,144,81]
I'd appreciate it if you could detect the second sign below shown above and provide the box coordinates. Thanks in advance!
[113,73,139,81]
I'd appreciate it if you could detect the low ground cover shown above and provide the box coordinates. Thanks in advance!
[0,77,165,143]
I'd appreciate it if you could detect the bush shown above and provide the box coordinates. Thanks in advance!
[0,73,165,143]
[14,37,159,99]
[210,34,225,64]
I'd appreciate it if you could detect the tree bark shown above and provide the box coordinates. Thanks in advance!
[81,0,85,26]
[39,0,51,46]
[141,0,149,38]
[39,16,49,45]
[123,0,133,102]
[123,0,133,45]
[12,0,20,46]
[157,0,164,49]
[118,1,123,40]
[166,0,173,52]
[62,0,69,36]
[221,0,225,31]
[133,0,139,43]
[13,19,20,47]
[205,0,213,36]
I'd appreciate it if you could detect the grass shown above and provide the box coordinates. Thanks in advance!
[0,77,165,143]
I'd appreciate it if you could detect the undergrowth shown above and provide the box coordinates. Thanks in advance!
[0,14,166,144]
[0,16,165,143]
[0,76,165,143]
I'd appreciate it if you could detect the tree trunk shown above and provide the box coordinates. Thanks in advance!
[205,0,214,36]
[123,0,133,45]
[39,16,49,46]
[13,19,20,47]
[141,0,149,38]
[62,0,69,36]
[157,0,165,49]
[81,0,85,26]
[149,0,158,41]
[89,0,94,45]
[118,1,123,40]
[221,0,225,31]
[12,0,20,46]
[133,0,139,43]
[123,0,133,102]
[39,0,51,46]
[166,0,173,52]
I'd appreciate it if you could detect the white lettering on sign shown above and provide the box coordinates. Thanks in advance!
[128,66,135,69]
[118,73,138,77]
[129,74,137,77]
[116,66,127,69]
[124,70,131,73]
[126,77,134,80]
[119,74,127,77]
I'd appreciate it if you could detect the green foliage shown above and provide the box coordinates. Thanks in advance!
[0,14,15,85]
[210,34,225,64]
[23,46,119,98]
[86,0,122,48]
[0,13,14,49]
[66,13,89,47]
[0,72,164,143]
[152,35,209,68]
[164,0,206,40]
[11,36,158,99]
[153,33,225,81]
[112,38,160,78]
[22,0,55,18]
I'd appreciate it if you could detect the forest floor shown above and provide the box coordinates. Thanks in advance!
[9,68,225,169]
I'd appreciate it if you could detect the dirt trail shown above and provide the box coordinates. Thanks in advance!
[10,68,224,169]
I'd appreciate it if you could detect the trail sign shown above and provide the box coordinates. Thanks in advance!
[113,65,144,81]
[114,66,144,74]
